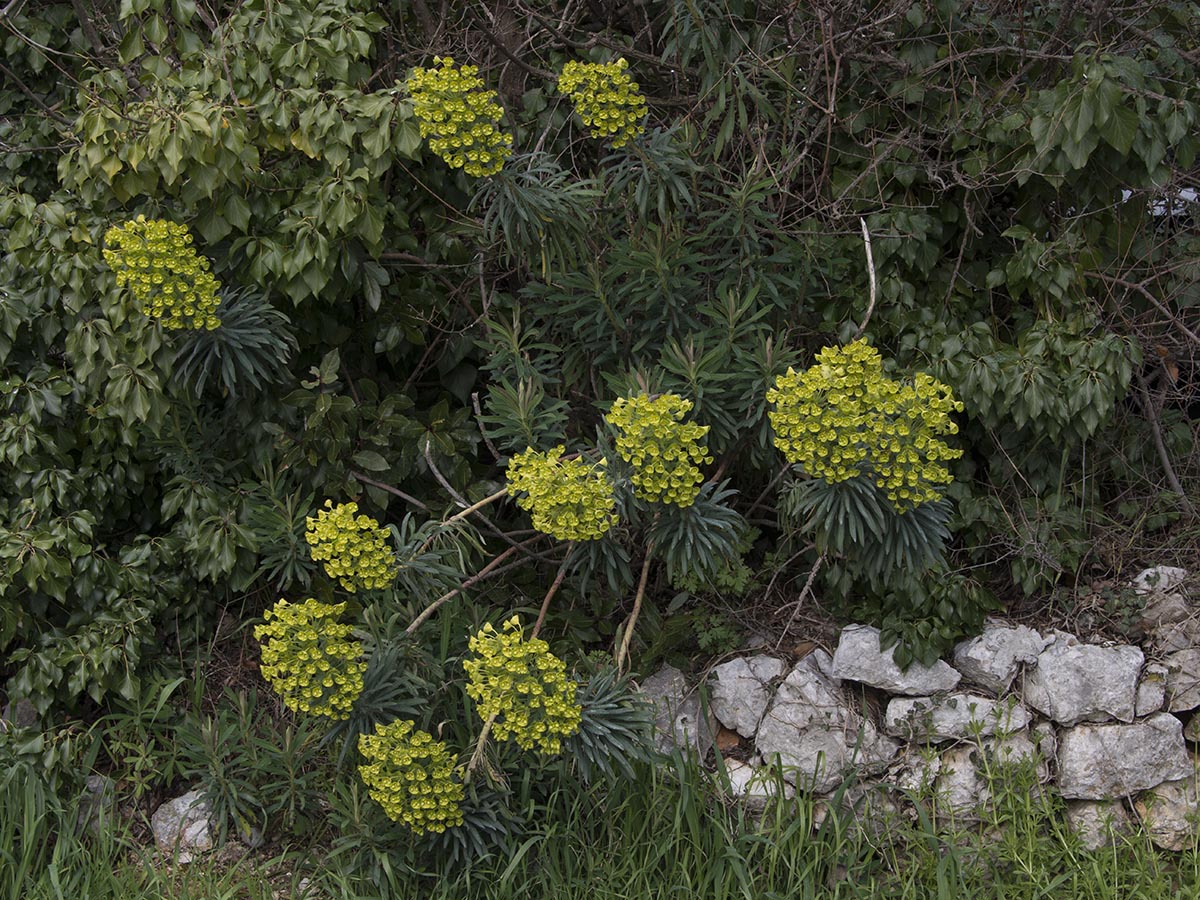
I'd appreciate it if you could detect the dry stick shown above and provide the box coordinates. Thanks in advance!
[532,543,575,639]
[616,546,654,675]
[774,553,826,651]
[1134,373,1197,518]
[466,710,499,778]
[405,545,522,635]
[471,391,502,463]
[351,471,429,511]
[852,217,877,340]
[421,439,548,561]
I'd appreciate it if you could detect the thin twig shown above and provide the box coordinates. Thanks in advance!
[853,217,876,340]
[1087,272,1200,348]
[775,553,826,650]
[616,545,654,674]
[532,543,574,638]
[405,545,523,635]
[1134,373,1197,517]
[472,391,502,462]
[351,471,429,511]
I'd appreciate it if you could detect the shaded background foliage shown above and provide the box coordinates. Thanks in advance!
[1,0,1198,711]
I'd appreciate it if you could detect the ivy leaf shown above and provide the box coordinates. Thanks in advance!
[1101,105,1138,154]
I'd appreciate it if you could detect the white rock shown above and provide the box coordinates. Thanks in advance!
[1135,765,1200,851]
[1151,620,1200,654]
[1022,632,1142,725]
[887,749,942,794]
[1164,649,1200,712]
[754,650,898,793]
[952,622,1050,694]
[709,655,786,738]
[722,758,795,808]
[639,665,717,757]
[884,693,1031,742]
[831,625,961,695]
[1065,801,1135,851]
[1057,713,1191,800]
[935,745,987,820]
[1032,720,1058,762]
[151,790,216,862]
[985,729,1049,777]
[1132,566,1190,595]
[1137,663,1169,716]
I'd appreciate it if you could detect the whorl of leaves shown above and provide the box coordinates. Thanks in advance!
[321,641,428,766]
[171,288,296,398]
[563,666,655,783]
[781,475,951,584]
[418,781,525,869]
[646,480,747,586]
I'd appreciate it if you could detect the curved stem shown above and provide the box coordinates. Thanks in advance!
[532,543,575,639]
[405,545,523,635]
[616,544,654,674]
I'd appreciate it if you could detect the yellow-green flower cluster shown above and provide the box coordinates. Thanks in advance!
[357,720,465,834]
[557,58,648,148]
[605,393,712,507]
[102,216,221,330]
[407,57,512,177]
[766,340,964,512]
[305,500,395,592]
[506,446,617,541]
[254,598,366,719]
[463,616,582,755]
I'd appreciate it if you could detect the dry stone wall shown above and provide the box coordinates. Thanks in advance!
[639,565,1200,851]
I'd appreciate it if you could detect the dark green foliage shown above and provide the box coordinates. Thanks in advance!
[782,475,952,586]
[648,481,748,586]
[845,571,998,670]
[176,688,327,841]
[322,642,429,767]
[171,288,297,399]
[563,667,655,783]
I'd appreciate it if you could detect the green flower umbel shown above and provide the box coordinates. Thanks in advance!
[407,56,512,177]
[358,720,465,834]
[606,393,712,507]
[767,340,964,512]
[305,500,396,592]
[102,217,221,330]
[506,446,618,541]
[464,616,582,755]
[254,598,366,719]
[557,58,648,148]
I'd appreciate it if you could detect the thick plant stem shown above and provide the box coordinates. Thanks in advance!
[466,711,499,778]
[852,217,876,340]
[532,543,575,639]
[616,546,654,674]
[405,545,522,635]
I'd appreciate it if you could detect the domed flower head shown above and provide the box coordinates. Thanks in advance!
[605,393,712,507]
[463,616,582,756]
[557,58,648,148]
[766,340,964,512]
[407,57,513,177]
[254,598,366,719]
[505,446,617,541]
[358,720,465,834]
[305,500,396,592]
[102,216,221,330]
